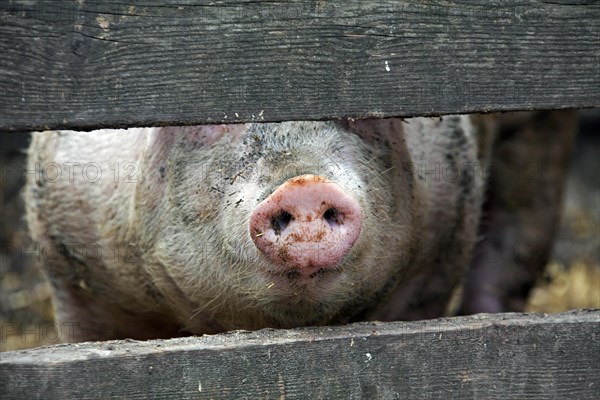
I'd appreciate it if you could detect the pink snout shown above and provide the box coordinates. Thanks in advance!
[250,174,362,274]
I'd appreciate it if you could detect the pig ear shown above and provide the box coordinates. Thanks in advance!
[143,124,250,170]
[341,118,406,150]
[155,124,248,147]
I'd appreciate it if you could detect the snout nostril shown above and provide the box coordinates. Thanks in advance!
[250,175,363,269]
[271,211,292,234]
[323,207,344,227]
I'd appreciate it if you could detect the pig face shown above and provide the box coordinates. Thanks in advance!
[138,120,424,330]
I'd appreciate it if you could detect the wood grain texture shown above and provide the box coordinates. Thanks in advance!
[1,310,599,399]
[0,1,598,132]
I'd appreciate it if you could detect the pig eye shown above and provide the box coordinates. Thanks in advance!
[323,207,343,227]
[271,211,292,234]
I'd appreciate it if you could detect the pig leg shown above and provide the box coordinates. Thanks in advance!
[460,110,577,314]
[49,282,183,342]
[42,249,182,342]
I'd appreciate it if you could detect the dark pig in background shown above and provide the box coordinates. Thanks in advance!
[24,112,575,342]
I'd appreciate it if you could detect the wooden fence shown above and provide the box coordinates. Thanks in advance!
[1,1,599,399]
[1,0,598,132]
[1,311,599,399]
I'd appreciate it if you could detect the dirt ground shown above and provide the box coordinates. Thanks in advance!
[1,111,598,351]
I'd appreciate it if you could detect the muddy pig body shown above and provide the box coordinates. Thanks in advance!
[26,117,486,341]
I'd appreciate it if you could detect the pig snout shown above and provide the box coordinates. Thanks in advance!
[250,174,362,274]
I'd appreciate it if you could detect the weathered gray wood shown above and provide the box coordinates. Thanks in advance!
[1,1,598,132]
[1,310,599,399]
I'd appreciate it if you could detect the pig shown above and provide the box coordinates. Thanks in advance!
[24,112,575,342]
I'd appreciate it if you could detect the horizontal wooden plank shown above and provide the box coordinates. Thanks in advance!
[1,310,599,399]
[0,1,599,132]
